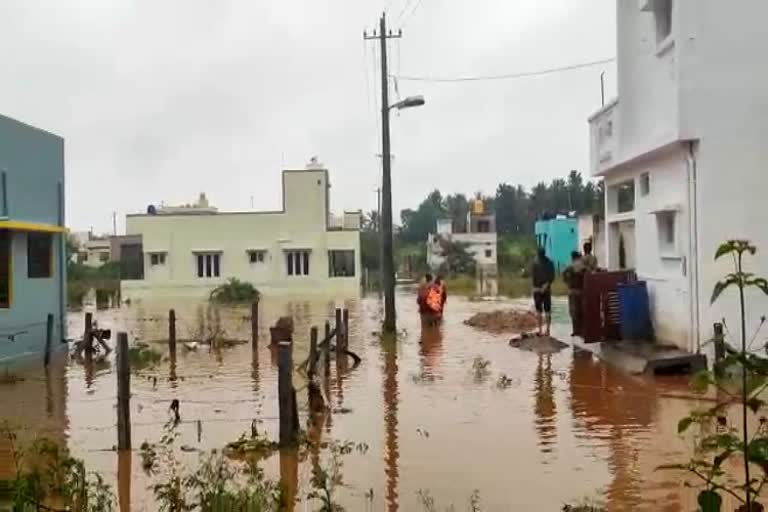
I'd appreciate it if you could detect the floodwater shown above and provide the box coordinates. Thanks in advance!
[0,289,727,511]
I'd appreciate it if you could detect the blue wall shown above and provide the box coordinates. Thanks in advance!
[0,114,66,364]
[534,218,578,273]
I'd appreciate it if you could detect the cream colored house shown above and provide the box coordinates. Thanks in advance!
[121,165,361,299]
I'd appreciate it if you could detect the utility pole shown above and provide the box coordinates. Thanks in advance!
[365,14,401,334]
[376,186,382,297]
[112,212,117,236]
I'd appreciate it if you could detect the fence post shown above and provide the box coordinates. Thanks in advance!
[251,300,259,350]
[335,308,343,357]
[116,332,131,450]
[44,313,54,367]
[168,309,177,357]
[84,312,93,363]
[324,321,331,379]
[278,341,297,446]
[309,326,318,378]
[342,309,350,351]
[713,322,725,378]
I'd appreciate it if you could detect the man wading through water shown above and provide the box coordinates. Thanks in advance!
[562,251,586,336]
[531,247,555,336]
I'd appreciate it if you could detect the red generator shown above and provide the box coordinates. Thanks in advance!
[581,271,636,343]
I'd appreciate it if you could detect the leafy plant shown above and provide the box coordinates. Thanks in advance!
[209,278,260,304]
[662,240,768,510]
[307,441,369,512]
[0,424,114,511]
[128,342,163,370]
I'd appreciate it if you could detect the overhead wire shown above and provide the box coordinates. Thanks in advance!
[394,57,616,83]
[396,0,415,23]
[400,0,423,28]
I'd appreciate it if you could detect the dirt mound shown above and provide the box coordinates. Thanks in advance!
[509,334,569,354]
[464,309,539,333]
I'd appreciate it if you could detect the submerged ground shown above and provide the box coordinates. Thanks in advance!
[0,289,716,511]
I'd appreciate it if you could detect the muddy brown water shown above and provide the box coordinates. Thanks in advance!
[0,290,729,511]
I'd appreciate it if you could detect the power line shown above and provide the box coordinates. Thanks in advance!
[394,57,616,83]
[400,0,423,27]
[396,0,415,22]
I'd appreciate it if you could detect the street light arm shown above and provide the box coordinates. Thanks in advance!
[389,95,425,111]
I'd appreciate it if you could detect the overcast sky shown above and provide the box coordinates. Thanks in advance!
[0,0,616,234]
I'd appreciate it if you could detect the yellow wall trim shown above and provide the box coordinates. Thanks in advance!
[0,220,66,234]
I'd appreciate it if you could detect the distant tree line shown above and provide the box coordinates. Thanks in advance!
[391,170,603,244]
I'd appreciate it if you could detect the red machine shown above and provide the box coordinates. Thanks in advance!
[581,271,635,343]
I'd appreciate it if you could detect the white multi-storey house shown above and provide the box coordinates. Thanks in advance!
[121,160,361,299]
[589,0,768,352]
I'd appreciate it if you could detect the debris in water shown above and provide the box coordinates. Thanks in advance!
[471,356,492,382]
[509,333,569,354]
[496,374,519,389]
[464,309,539,333]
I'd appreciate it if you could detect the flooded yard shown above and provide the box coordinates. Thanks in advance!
[1,289,714,511]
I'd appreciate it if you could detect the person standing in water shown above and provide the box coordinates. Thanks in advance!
[531,248,555,337]
[562,251,585,336]
[582,241,598,272]
[417,273,434,317]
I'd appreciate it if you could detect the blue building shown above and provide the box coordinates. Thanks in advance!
[534,217,578,273]
[0,114,66,364]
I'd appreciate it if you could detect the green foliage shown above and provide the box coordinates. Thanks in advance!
[0,425,114,511]
[437,238,476,276]
[128,342,162,370]
[663,240,768,509]
[209,278,260,304]
[307,441,369,512]
[416,489,483,511]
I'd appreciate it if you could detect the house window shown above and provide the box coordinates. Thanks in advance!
[616,180,635,213]
[150,252,166,266]
[27,233,52,279]
[286,250,310,276]
[477,220,491,233]
[99,252,110,262]
[196,253,221,278]
[485,249,492,258]
[640,173,650,196]
[657,211,677,254]
[654,0,672,43]
[248,250,266,264]
[0,230,10,308]
[329,250,355,277]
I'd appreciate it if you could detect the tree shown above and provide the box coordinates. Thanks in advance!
[443,194,469,233]
[398,190,445,243]
[437,238,476,276]
[495,183,530,235]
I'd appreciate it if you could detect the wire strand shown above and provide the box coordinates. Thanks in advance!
[394,57,616,83]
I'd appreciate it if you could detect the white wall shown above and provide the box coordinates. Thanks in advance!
[676,0,768,346]
[615,0,681,159]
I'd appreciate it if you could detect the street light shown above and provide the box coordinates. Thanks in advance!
[390,95,425,111]
[380,93,424,335]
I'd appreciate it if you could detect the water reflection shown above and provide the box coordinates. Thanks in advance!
[418,324,444,377]
[534,354,557,455]
[382,337,399,512]
[117,449,132,512]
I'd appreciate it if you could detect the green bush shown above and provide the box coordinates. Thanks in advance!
[209,278,261,304]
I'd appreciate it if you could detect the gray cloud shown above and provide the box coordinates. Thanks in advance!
[0,0,616,233]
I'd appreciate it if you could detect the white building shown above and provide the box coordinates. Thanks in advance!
[71,232,111,267]
[426,203,498,274]
[122,163,361,299]
[589,0,768,352]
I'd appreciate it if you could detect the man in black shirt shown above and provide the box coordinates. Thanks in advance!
[531,247,555,336]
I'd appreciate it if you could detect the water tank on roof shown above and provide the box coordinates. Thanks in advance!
[472,199,484,215]
[147,205,157,215]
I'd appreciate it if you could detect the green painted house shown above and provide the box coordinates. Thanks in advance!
[0,114,67,364]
